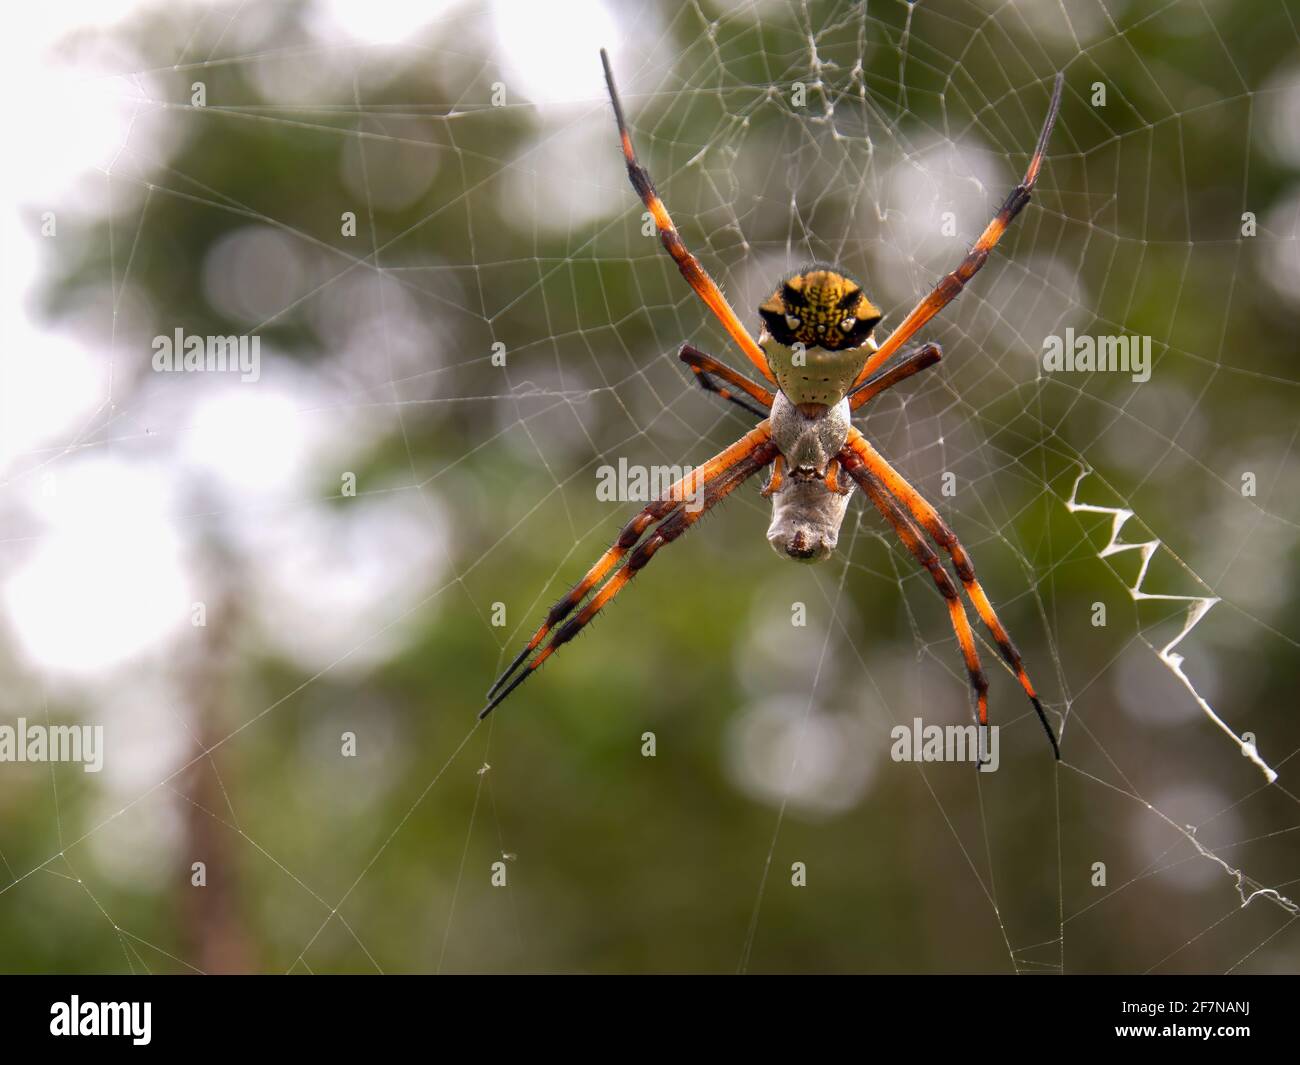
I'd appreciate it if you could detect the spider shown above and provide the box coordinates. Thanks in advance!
[483,50,1064,760]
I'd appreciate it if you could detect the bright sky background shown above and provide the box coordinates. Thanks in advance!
[0,0,551,687]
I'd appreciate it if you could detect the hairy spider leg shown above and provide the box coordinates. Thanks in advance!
[483,424,778,717]
[602,49,777,385]
[687,343,941,420]
[848,343,943,411]
[848,73,1065,402]
[842,457,992,736]
[679,343,775,417]
[841,428,1061,758]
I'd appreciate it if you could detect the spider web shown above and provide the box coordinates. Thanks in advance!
[2,0,1299,974]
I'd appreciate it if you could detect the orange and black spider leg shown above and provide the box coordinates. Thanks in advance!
[484,494,679,702]
[679,343,775,418]
[486,421,772,701]
[483,424,777,717]
[848,343,942,413]
[849,73,1064,392]
[601,49,777,386]
[838,452,992,748]
[843,429,1061,758]
[760,455,785,497]
[822,459,851,495]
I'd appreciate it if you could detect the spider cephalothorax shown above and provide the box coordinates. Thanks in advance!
[482,50,1065,762]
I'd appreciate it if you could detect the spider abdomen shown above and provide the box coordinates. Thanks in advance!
[766,475,854,562]
[766,392,854,563]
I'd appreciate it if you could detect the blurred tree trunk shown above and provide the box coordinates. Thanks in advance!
[179,541,254,974]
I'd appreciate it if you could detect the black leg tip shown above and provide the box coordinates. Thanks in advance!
[1031,696,1062,760]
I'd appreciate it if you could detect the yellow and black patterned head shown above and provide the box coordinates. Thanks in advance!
[758,268,882,352]
[757,268,884,407]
